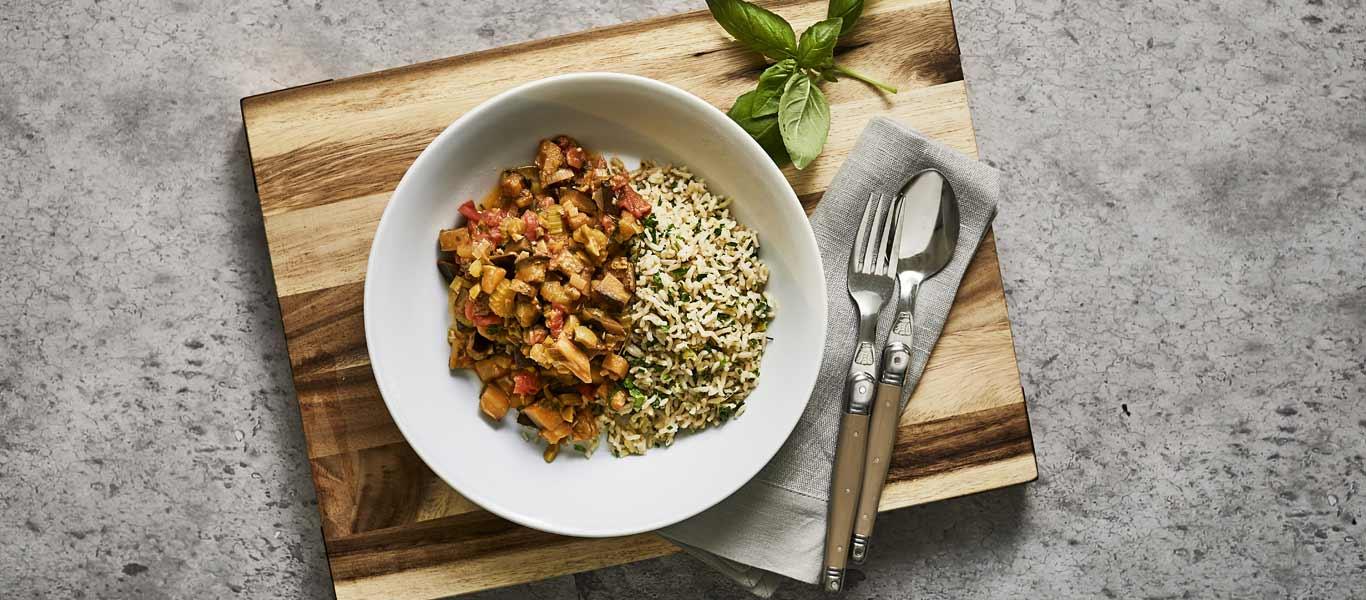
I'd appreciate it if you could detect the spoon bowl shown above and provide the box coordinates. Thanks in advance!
[896,169,959,300]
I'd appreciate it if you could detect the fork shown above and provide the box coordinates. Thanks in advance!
[821,191,903,593]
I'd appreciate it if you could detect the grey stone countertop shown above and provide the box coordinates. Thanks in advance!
[2,1,1363,598]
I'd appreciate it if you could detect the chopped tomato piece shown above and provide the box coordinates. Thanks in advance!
[523,210,541,241]
[458,200,481,223]
[545,304,567,337]
[610,177,652,218]
[480,208,504,229]
[474,224,504,245]
[618,189,651,218]
[513,371,542,395]
[565,146,585,169]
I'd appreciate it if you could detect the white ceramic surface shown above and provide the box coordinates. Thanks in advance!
[364,73,827,537]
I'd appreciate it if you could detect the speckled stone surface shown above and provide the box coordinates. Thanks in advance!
[2,1,1363,598]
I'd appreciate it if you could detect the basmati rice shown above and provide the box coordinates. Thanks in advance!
[599,163,775,456]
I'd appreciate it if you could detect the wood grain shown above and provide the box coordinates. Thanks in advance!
[240,1,1036,598]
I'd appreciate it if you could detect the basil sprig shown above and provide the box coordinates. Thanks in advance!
[706,0,897,169]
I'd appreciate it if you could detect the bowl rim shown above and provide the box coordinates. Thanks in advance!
[363,72,829,537]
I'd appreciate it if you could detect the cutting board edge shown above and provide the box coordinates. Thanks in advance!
[236,0,839,115]
[238,103,363,594]
[238,9,708,118]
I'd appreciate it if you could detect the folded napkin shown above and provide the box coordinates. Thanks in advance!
[657,117,1003,595]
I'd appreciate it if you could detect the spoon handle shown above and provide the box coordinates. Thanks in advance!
[850,299,916,564]
[850,379,903,563]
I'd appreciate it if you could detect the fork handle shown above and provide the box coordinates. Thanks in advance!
[822,408,870,592]
[850,381,903,563]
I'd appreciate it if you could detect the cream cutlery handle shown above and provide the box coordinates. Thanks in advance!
[850,382,902,563]
[822,410,870,592]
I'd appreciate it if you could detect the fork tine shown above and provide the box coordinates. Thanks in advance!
[850,191,878,273]
[868,195,890,274]
[862,193,889,274]
[875,191,901,275]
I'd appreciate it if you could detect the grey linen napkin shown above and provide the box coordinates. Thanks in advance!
[657,116,1002,596]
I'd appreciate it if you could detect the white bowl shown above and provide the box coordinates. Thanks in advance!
[364,73,827,537]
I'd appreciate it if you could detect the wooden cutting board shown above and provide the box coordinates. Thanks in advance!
[240,1,1036,598]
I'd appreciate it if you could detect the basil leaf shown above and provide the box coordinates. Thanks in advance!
[728,90,791,166]
[705,0,797,60]
[752,59,797,118]
[827,0,865,36]
[795,18,842,69]
[777,75,830,170]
